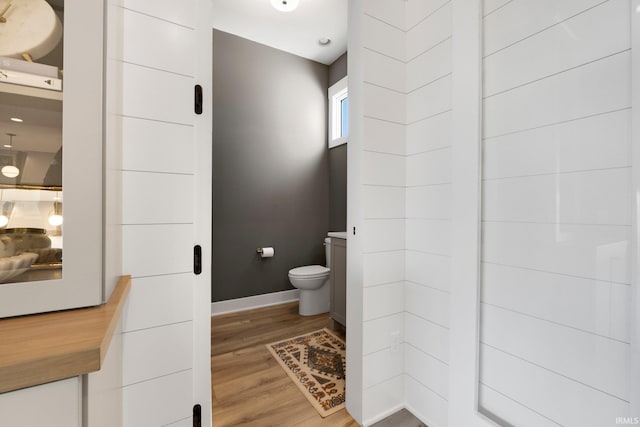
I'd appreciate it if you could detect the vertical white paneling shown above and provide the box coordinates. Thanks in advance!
[363,282,404,321]
[363,348,404,389]
[483,110,631,179]
[406,111,452,155]
[122,370,193,427]
[122,224,193,277]
[363,83,406,124]
[362,186,406,219]
[121,117,195,174]
[363,15,406,62]
[483,51,631,138]
[122,322,193,386]
[405,374,449,427]
[122,172,195,224]
[122,63,193,125]
[363,313,404,355]
[483,0,630,97]
[405,344,449,399]
[112,0,202,424]
[122,0,196,28]
[406,2,452,60]
[363,117,406,155]
[122,274,194,333]
[122,8,196,76]
[364,49,405,93]
[363,251,405,287]
[483,0,608,55]
[479,2,633,425]
[405,281,450,328]
[363,376,405,425]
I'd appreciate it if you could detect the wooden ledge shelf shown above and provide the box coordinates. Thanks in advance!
[0,275,131,394]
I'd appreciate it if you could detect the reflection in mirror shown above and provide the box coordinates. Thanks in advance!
[0,0,63,284]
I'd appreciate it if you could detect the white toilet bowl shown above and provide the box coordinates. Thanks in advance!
[288,265,330,315]
[288,237,332,316]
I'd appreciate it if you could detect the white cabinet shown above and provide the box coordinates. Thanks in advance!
[0,0,107,318]
[0,378,81,427]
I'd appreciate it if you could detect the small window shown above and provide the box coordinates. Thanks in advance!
[329,76,348,148]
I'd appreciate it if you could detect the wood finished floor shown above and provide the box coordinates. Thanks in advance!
[211,302,358,427]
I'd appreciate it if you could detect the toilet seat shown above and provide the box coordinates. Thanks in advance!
[288,265,330,279]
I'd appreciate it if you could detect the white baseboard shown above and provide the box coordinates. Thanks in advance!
[363,403,405,427]
[211,289,300,316]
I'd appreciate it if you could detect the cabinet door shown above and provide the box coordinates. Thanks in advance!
[0,378,81,427]
[330,238,347,326]
[0,0,104,318]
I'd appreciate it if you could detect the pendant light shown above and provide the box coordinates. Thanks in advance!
[0,191,13,228]
[271,0,299,12]
[2,133,20,179]
[48,192,63,227]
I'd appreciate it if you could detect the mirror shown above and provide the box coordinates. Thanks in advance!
[0,0,64,284]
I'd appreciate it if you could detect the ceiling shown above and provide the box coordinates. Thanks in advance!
[212,0,348,65]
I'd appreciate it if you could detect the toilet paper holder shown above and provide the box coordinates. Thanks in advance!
[256,247,263,254]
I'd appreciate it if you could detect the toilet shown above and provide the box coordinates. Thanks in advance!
[288,237,332,316]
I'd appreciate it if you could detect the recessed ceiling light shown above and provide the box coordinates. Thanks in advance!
[318,38,331,46]
[271,0,298,12]
[10,117,22,123]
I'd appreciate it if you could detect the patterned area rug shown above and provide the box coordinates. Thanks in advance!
[266,328,346,417]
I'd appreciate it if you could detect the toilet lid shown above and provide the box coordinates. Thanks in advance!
[289,265,330,279]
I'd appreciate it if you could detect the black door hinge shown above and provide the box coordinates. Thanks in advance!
[194,245,202,275]
[193,404,201,427]
[194,85,203,114]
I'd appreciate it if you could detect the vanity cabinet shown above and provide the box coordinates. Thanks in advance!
[0,378,81,427]
[330,237,346,327]
[0,0,107,318]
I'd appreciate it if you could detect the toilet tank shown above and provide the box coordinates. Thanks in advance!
[324,237,331,268]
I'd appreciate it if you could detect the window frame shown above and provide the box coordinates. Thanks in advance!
[328,76,348,148]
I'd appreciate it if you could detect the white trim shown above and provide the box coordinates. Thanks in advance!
[346,0,365,423]
[630,0,640,419]
[362,403,405,427]
[193,1,214,425]
[329,75,349,148]
[210,289,300,316]
[448,1,493,426]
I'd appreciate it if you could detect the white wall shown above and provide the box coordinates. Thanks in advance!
[106,0,211,426]
[352,0,638,426]
[478,1,632,425]
[404,1,452,426]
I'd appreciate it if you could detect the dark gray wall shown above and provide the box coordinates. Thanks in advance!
[212,30,330,302]
[328,53,348,232]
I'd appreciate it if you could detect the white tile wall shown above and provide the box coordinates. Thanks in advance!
[110,1,198,426]
[479,2,633,425]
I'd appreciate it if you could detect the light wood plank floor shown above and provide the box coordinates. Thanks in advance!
[211,302,359,427]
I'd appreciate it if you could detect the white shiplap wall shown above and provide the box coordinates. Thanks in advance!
[404,1,452,427]
[354,1,454,425]
[106,1,205,426]
[479,1,632,426]
[360,1,406,423]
